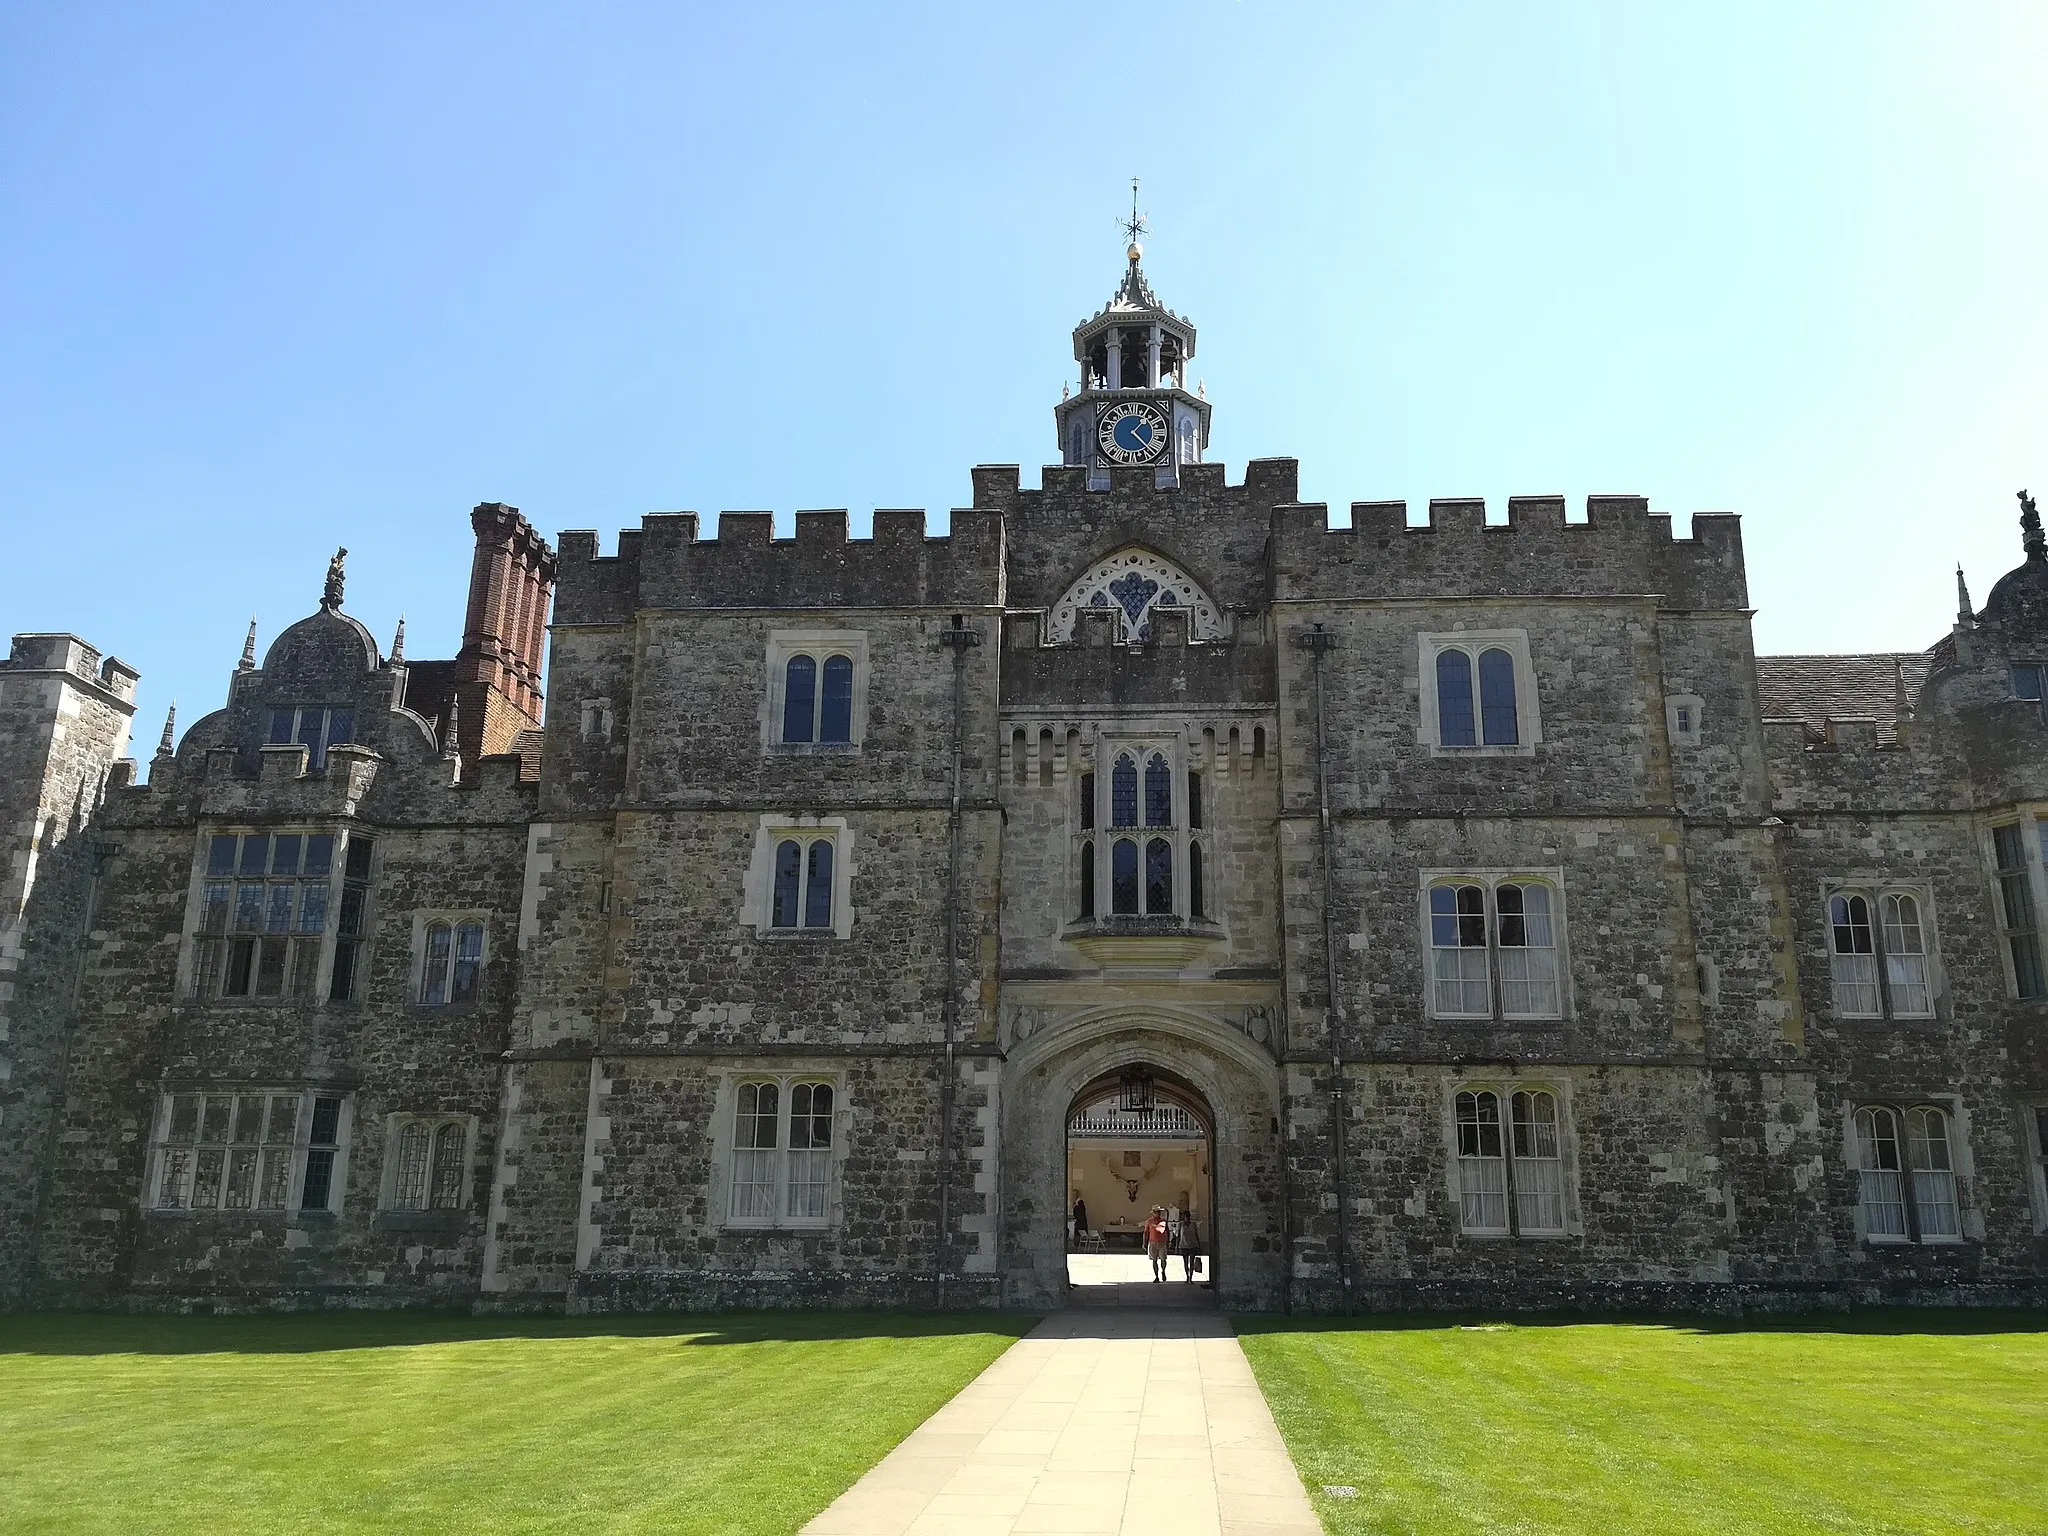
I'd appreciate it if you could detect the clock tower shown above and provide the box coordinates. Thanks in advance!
[1055,229,1211,486]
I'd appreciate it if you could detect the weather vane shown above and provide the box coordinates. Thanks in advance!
[1119,177,1148,251]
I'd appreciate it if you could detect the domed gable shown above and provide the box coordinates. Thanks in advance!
[259,606,381,687]
[1981,489,2048,638]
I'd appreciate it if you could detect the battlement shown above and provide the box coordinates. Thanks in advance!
[553,507,1005,624]
[1270,496,1747,610]
[2,632,139,706]
[968,458,1300,514]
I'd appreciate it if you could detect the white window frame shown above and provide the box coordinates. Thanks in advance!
[1419,870,1569,1021]
[146,1088,353,1216]
[379,1114,476,1212]
[410,912,490,1007]
[712,1071,843,1230]
[763,630,869,751]
[1819,883,1939,1021]
[1417,630,1541,757]
[1847,1100,1967,1245]
[1445,1078,1577,1238]
[264,704,358,770]
[740,816,856,939]
[1071,737,1209,924]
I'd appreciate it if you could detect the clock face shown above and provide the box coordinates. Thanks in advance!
[1097,400,1169,466]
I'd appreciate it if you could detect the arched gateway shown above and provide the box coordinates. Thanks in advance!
[999,1013,1286,1311]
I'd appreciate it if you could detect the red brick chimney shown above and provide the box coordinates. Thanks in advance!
[451,503,555,763]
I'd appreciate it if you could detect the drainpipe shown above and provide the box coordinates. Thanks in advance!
[936,614,981,1305]
[1295,623,1349,1311]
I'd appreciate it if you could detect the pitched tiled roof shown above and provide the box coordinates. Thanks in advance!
[507,727,544,782]
[1755,652,1933,744]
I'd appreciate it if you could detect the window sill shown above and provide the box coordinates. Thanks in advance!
[753,927,846,942]
[718,1220,835,1233]
[764,741,863,757]
[1427,742,1538,759]
[1457,1229,1574,1241]
[143,1207,337,1221]
[1063,918,1225,973]
[1431,1014,1567,1027]
[373,1208,468,1234]
[1863,1235,1970,1248]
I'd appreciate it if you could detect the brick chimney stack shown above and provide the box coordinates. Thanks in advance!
[452,503,556,763]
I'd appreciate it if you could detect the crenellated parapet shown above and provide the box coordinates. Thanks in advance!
[553,507,1006,624]
[1270,495,1748,610]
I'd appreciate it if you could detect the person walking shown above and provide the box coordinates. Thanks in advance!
[1071,1195,1089,1240]
[1175,1208,1202,1282]
[1143,1206,1170,1282]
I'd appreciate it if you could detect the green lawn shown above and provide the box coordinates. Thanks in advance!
[0,1310,1030,1535]
[1237,1311,2048,1536]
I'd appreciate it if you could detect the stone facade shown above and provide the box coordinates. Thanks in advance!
[6,251,2048,1315]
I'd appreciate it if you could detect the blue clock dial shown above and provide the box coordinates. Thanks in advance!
[1114,414,1154,452]
[1096,400,1169,466]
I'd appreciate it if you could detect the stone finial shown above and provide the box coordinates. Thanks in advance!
[1956,565,1973,628]
[238,616,258,671]
[390,616,406,663]
[2022,489,2043,564]
[441,694,461,760]
[321,547,348,611]
[155,702,176,758]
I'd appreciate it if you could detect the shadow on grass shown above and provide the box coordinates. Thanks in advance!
[1231,1305,2048,1339]
[0,1309,1041,1356]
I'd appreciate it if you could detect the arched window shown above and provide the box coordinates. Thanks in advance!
[1828,888,1936,1018]
[1047,548,1225,643]
[1881,893,1931,1016]
[1144,754,1172,827]
[1187,770,1203,829]
[1829,894,1879,1015]
[1905,1106,1959,1238]
[1436,650,1476,747]
[1855,1105,1907,1237]
[1429,884,1489,1015]
[388,1118,468,1212]
[787,1082,834,1219]
[1111,839,1139,915]
[819,655,853,743]
[420,923,452,1005]
[420,920,486,1006]
[1478,648,1519,745]
[1495,884,1558,1017]
[782,656,816,743]
[1145,837,1173,915]
[771,840,804,928]
[732,1081,781,1220]
[1111,755,1138,827]
[1079,841,1096,919]
[394,1122,431,1210]
[429,1123,466,1209]
[1189,841,1205,921]
[1455,1090,1507,1232]
[1509,1090,1564,1233]
[805,841,834,929]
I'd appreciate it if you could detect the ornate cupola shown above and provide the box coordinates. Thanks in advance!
[1055,187,1211,485]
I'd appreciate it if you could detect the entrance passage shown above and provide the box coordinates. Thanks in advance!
[1064,1065,1214,1306]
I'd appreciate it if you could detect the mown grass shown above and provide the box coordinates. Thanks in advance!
[1236,1310,2048,1536]
[0,1310,1031,1535]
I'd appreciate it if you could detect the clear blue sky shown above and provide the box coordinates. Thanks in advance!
[4,3,2045,753]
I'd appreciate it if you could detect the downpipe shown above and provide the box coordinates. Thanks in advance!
[1295,623,1350,1312]
[936,614,980,1306]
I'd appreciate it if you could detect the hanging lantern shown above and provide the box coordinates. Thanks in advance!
[1119,1067,1154,1113]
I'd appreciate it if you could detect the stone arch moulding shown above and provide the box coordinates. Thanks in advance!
[1005,1001,1282,1091]
[1047,547,1225,643]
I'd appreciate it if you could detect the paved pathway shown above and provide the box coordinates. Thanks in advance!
[803,1309,1324,1536]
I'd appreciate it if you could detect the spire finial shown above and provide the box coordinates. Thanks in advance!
[238,616,258,672]
[390,615,406,663]
[442,694,461,760]
[1119,177,1148,261]
[321,547,348,611]
[2022,489,2043,563]
[1956,564,1974,627]
[155,702,176,758]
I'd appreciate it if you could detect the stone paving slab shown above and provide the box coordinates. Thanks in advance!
[802,1310,1323,1536]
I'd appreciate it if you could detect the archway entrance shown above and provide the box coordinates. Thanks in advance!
[1063,1064,1214,1305]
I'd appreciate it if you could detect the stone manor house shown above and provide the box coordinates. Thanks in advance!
[5,245,2048,1315]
